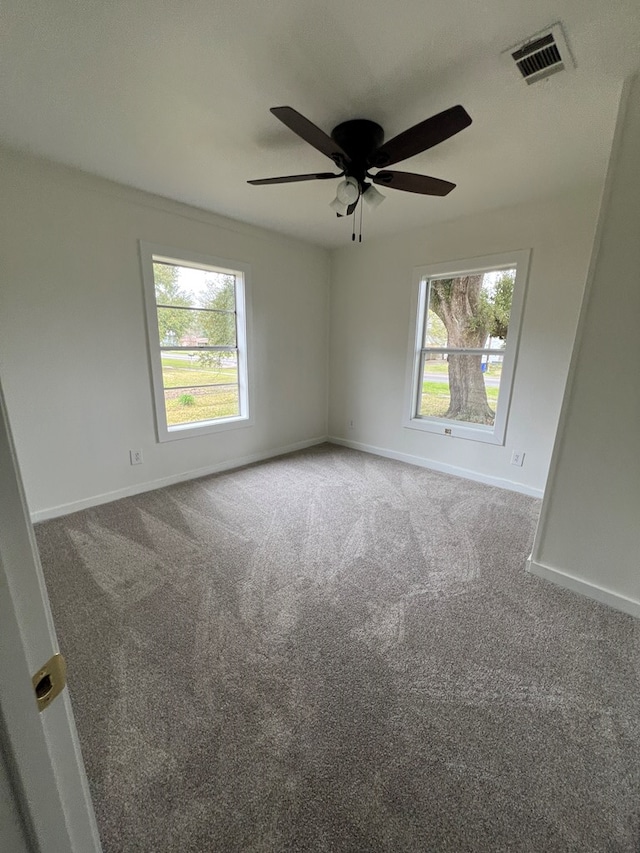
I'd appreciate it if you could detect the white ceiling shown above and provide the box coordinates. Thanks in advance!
[2,0,639,247]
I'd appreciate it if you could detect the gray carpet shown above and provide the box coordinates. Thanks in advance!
[35,444,640,852]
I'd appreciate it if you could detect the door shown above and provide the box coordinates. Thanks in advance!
[0,376,102,852]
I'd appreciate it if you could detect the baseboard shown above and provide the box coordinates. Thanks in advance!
[328,436,544,499]
[30,436,328,522]
[527,558,640,619]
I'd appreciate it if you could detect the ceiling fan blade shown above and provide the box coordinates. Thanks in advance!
[270,106,351,166]
[373,170,456,196]
[248,172,342,186]
[373,105,472,168]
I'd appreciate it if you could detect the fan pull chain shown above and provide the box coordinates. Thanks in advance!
[359,196,363,242]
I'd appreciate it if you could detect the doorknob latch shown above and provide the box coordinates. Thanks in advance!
[32,653,67,713]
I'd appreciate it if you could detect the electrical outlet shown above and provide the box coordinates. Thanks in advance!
[510,450,525,467]
[130,449,143,465]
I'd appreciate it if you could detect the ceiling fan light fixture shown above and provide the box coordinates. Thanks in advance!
[329,196,349,216]
[335,177,360,205]
[363,184,385,209]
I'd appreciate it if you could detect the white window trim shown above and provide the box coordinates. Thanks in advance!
[403,249,530,445]
[139,241,254,442]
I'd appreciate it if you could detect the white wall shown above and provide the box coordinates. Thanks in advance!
[0,143,614,519]
[0,149,330,518]
[529,75,640,616]
[328,185,603,496]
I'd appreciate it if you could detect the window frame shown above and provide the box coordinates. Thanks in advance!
[139,241,253,442]
[403,249,530,445]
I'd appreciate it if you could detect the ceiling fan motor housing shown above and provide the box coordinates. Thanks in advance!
[330,119,384,185]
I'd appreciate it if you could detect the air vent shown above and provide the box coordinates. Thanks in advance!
[503,23,574,85]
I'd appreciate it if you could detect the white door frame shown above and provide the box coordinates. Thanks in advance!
[0,377,102,852]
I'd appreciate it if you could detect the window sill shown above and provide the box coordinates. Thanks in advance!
[404,415,505,445]
[158,414,253,442]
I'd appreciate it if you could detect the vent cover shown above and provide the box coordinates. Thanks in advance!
[504,23,573,85]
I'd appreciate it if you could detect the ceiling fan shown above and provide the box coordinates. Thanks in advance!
[248,104,472,220]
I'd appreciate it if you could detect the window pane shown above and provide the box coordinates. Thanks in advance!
[165,385,240,426]
[145,246,250,438]
[153,262,236,310]
[419,354,502,426]
[161,350,238,390]
[426,268,515,348]
[156,307,236,348]
[419,268,514,426]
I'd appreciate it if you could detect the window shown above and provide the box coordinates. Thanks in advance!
[139,243,252,441]
[404,250,529,445]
